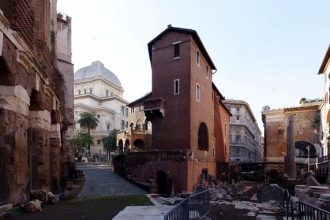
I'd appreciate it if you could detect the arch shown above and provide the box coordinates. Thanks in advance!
[130,123,134,129]
[295,141,317,158]
[327,110,330,123]
[198,122,209,150]
[118,139,123,152]
[133,139,145,150]
[124,140,130,152]
[156,171,167,195]
[29,89,44,111]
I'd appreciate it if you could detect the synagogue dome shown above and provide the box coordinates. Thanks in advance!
[74,61,122,88]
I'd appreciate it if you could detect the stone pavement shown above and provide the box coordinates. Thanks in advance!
[77,163,146,199]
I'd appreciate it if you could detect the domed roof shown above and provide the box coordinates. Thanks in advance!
[74,61,122,88]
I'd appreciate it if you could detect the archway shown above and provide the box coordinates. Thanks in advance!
[156,171,167,195]
[198,122,209,150]
[133,139,145,150]
[118,139,123,152]
[124,140,130,152]
[295,141,317,158]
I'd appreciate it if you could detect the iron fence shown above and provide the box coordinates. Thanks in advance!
[286,198,330,220]
[164,190,210,220]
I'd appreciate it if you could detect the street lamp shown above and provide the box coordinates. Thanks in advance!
[307,145,310,172]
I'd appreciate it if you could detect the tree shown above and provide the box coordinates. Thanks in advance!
[102,129,119,158]
[77,112,99,150]
[74,131,93,159]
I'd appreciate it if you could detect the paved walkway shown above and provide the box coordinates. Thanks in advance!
[77,163,146,199]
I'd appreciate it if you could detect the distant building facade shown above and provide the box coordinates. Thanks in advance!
[116,93,152,153]
[0,1,73,204]
[74,61,128,160]
[114,26,231,194]
[223,100,262,163]
[262,102,321,174]
[317,45,330,180]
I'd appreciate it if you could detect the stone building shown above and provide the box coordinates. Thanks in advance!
[116,93,152,153]
[223,99,262,163]
[0,1,73,204]
[74,61,128,160]
[114,25,231,194]
[262,102,321,174]
[318,45,330,179]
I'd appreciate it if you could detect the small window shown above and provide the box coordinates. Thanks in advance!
[121,120,125,130]
[212,147,215,158]
[125,108,128,117]
[236,107,240,113]
[196,84,200,101]
[125,122,128,129]
[196,51,200,65]
[78,90,81,95]
[236,116,240,121]
[89,88,93,94]
[121,106,125,115]
[174,43,180,58]
[107,124,110,132]
[174,79,180,95]
[106,90,109,97]
[97,115,100,118]
[84,89,86,94]
[97,140,101,145]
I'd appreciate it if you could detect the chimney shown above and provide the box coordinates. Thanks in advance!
[167,24,172,28]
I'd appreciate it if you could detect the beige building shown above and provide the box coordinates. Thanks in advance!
[116,93,152,153]
[318,45,330,179]
[74,61,128,160]
[223,99,262,163]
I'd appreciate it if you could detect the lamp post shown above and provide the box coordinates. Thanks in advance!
[307,145,310,172]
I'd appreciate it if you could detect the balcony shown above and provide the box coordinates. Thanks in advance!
[144,98,165,120]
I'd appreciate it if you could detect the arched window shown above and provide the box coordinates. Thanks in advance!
[198,122,209,150]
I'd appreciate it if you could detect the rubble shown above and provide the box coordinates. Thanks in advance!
[23,200,42,213]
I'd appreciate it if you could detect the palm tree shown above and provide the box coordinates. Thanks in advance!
[77,112,99,151]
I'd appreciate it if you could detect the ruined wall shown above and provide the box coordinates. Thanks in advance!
[0,1,72,204]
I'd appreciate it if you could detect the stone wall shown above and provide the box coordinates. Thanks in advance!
[0,1,73,204]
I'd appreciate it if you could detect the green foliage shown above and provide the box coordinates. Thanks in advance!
[74,131,93,156]
[103,129,119,152]
[77,112,99,133]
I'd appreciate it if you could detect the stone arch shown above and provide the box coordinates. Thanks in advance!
[156,171,167,195]
[198,122,209,150]
[124,139,130,152]
[118,139,123,152]
[29,89,44,111]
[295,141,317,158]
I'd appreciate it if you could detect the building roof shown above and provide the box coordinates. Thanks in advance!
[74,61,122,88]
[222,99,257,122]
[148,25,217,71]
[127,92,152,108]
[318,45,330,74]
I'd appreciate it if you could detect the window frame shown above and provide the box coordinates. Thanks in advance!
[173,79,180,95]
[196,83,200,102]
[196,50,200,66]
[173,41,181,59]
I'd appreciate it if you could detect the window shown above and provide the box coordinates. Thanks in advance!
[97,140,101,145]
[89,88,93,94]
[206,66,209,79]
[196,51,200,65]
[121,106,125,115]
[125,122,128,129]
[236,116,240,121]
[212,147,215,158]
[236,107,240,113]
[225,123,227,134]
[198,122,209,150]
[196,84,200,101]
[173,42,180,58]
[174,79,180,95]
[121,120,125,130]
[106,90,109,97]
[107,123,110,132]
[84,89,86,94]
[97,115,100,118]
[125,108,128,117]
[78,90,81,95]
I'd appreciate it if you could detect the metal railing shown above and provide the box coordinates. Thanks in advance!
[164,190,210,220]
[286,198,330,220]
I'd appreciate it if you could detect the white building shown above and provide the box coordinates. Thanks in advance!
[318,45,330,178]
[74,61,129,160]
[223,99,262,163]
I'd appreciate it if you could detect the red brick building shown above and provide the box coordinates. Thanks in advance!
[115,25,231,194]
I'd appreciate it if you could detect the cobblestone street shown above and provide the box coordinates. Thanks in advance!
[77,163,146,199]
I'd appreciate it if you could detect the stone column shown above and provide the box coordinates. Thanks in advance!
[285,115,296,179]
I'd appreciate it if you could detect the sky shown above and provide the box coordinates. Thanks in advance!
[57,0,330,132]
